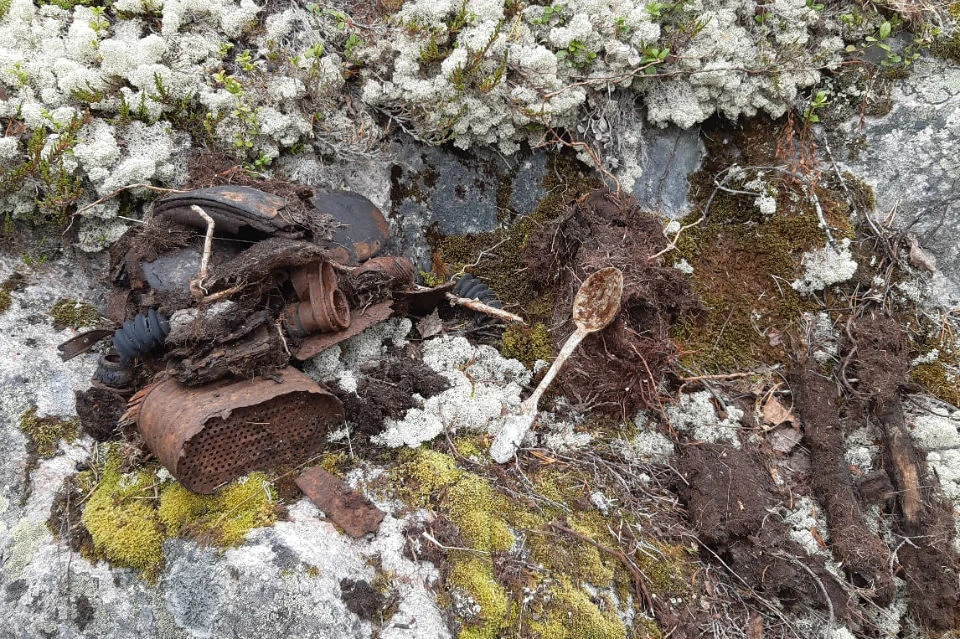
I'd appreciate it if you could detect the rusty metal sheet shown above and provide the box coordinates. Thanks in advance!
[296,466,385,538]
[135,367,344,493]
[292,301,393,361]
[311,191,390,264]
[57,328,114,361]
[153,186,292,236]
[393,282,455,316]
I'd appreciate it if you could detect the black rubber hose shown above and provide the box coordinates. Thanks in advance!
[453,274,502,309]
[94,354,133,388]
[113,308,170,364]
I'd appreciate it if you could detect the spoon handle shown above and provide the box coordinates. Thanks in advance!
[521,327,588,414]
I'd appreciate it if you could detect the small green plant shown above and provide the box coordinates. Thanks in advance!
[243,151,271,174]
[557,40,596,68]
[7,61,28,87]
[231,102,259,152]
[644,1,670,18]
[805,0,824,11]
[802,89,828,123]
[211,69,243,95]
[236,49,257,73]
[530,4,564,25]
[88,6,110,40]
[344,33,363,63]
[613,15,629,38]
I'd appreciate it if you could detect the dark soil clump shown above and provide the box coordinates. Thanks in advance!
[339,578,386,621]
[522,189,696,412]
[331,352,450,437]
[75,387,128,442]
[791,362,894,604]
[676,444,853,622]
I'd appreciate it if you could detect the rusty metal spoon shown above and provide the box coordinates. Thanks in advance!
[490,267,624,463]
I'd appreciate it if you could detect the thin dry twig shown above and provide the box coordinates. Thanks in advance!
[189,204,215,299]
[445,292,527,325]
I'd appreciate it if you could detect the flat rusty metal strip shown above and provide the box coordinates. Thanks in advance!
[57,329,115,361]
[292,301,393,360]
[153,186,290,236]
[296,466,385,538]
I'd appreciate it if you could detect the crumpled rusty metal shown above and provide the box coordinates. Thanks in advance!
[293,301,394,361]
[129,367,344,493]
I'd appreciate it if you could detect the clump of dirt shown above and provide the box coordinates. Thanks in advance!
[791,361,894,604]
[339,578,386,621]
[74,387,127,442]
[676,444,854,623]
[522,188,696,412]
[331,352,450,437]
[848,314,960,630]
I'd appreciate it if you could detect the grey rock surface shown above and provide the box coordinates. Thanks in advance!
[838,57,960,306]
[629,126,704,218]
[0,254,449,639]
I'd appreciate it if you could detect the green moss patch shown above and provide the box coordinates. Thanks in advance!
[49,297,100,330]
[19,406,79,459]
[499,322,553,368]
[80,446,277,578]
[390,448,678,639]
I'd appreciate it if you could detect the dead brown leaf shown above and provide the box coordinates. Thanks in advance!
[761,396,798,428]
[416,309,443,339]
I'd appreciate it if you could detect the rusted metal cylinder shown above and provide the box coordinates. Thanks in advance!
[136,368,344,493]
[351,256,415,283]
[286,261,351,336]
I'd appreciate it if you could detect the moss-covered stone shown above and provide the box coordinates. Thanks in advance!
[18,406,79,459]
[526,576,625,639]
[49,297,100,330]
[158,474,276,546]
[81,446,278,578]
[81,448,165,577]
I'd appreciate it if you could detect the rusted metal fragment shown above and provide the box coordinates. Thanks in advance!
[296,466,385,538]
[293,301,393,360]
[57,329,114,361]
[154,186,296,236]
[311,191,390,264]
[284,260,351,336]
[133,367,344,493]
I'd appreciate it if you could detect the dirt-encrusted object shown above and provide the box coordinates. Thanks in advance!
[791,362,894,604]
[677,444,853,623]
[74,387,127,442]
[126,368,344,493]
[849,314,960,631]
[522,189,696,412]
[296,466,385,538]
[339,579,387,621]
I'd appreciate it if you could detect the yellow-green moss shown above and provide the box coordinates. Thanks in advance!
[18,406,79,458]
[449,554,510,639]
[911,362,960,408]
[158,473,276,546]
[499,322,554,368]
[633,541,696,599]
[526,576,625,639]
[0,289,10,314]
[393,447,463,507]
[447,475,514,552]
[81,448,165,577]
[317,450,351,477]
[82,446,277,578]
[49,297,99,330]
[931,4,960,63]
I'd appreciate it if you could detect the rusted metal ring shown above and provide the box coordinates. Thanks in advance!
[285,261,351,336]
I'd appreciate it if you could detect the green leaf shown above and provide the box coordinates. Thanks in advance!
[845,44,857,52]
[865,36,876,42]
[879,21,891,39]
